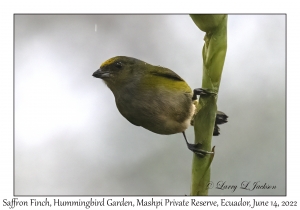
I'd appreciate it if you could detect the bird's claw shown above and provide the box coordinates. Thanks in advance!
[187,142,214,157]
[192,88,216,100]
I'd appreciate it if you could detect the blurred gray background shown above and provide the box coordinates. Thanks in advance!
[14,14,285,195]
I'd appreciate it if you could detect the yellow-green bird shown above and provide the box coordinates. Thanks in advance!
[93,56,227,156]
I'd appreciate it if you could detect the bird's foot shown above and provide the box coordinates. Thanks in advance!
[215,111,228,125]
[192,88,216,100]
[187,142,214,158]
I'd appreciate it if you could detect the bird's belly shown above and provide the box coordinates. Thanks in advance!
[116,94,195,135]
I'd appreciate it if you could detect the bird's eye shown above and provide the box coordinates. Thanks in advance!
[115,62,123,69]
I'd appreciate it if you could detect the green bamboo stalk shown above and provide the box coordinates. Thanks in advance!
[189,14,228,196]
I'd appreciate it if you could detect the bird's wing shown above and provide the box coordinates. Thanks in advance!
[149,66,184,81]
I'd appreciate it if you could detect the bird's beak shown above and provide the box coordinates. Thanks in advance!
[92,68,110,79]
